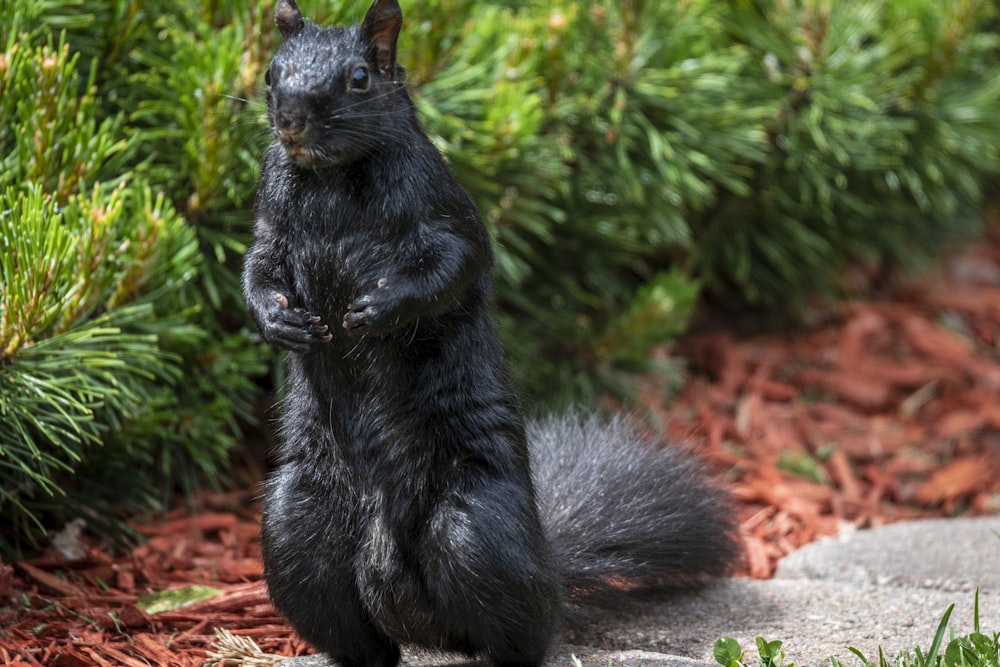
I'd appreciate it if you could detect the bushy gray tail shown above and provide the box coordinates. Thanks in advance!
[528,414,739,609]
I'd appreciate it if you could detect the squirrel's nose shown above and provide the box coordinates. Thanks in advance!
[274,105,307,141]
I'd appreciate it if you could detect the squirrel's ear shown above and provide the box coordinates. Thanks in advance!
[360,0,402,78]
[275,0,305,39]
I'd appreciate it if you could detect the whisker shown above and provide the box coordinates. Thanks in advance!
[323,84,407,114]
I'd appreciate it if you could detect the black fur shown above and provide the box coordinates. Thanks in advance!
[241,1,737,666]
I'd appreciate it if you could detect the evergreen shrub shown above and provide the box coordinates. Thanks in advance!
[0,0,271,557]
[698,1,1000,307]
[392,0,1000,396]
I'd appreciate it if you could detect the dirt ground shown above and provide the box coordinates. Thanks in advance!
[3,219,1000,666]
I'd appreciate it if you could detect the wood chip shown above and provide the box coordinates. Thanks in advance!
[15,562,86,597]
[915,456,994,505]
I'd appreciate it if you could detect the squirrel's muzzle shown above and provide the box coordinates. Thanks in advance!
[274,106,307,144]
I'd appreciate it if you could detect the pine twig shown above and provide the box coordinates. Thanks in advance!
[205,628,287,667]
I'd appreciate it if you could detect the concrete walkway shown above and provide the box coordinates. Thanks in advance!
[556,516,1000,667]
[279,516,1000,667]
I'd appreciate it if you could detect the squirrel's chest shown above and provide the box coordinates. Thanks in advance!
[284,196,401,312]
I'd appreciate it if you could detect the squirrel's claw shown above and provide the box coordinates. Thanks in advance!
[342,294,379,337]
[262,293,332,352]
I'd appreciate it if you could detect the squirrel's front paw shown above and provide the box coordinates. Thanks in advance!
[262,292,332,352]
[343,279,408,337]
[343,276,423,337]
[342,293,384,337]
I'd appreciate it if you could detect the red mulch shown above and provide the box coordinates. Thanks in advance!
[0,497,303,666]
[658,218,1000,579]
[3,220,1000,665]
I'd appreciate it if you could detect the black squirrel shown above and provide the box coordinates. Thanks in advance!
[241,1,738,665]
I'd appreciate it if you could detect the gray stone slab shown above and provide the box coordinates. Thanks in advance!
[276,578,998,667]
[775,517,1000,593]
[274,517,1000,667]
[583,578,999,667]
[278,646,718,667]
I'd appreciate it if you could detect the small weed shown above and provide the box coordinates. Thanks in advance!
[714,635,794,667]
[717,592,998,667]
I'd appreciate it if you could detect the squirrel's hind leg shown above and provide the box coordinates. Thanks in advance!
[419,474,562,666]
[263,534,402,667]
[262,466,402,667]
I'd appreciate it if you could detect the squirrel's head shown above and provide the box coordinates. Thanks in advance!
[265,0,407,169]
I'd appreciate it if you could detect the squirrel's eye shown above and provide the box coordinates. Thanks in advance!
[349,66,370,92]
[264,69,271,87]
